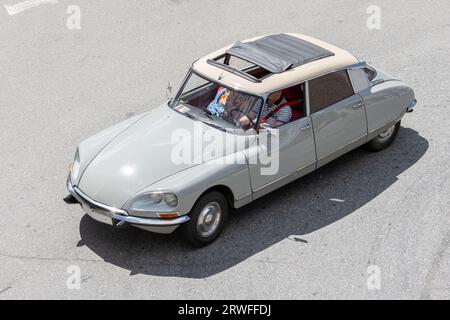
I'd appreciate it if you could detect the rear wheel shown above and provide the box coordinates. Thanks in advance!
[181,191,228,247]
[366,121,401,151]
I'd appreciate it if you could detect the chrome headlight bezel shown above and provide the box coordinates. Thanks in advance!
[127,192,179,215]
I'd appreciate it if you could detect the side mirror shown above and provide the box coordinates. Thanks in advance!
[165,81,173,100]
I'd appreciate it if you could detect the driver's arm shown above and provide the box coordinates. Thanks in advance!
[271,106,292,127]
[239,99,262,126]
[272,120,287,128]
[239,110,257,126]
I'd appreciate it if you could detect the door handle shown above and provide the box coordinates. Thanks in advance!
[352,102,363,109]
[300,123,311,131]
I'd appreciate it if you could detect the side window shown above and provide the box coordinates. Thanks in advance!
[258,83,306,128]
[281,83,306,122]
[309,70,355,114]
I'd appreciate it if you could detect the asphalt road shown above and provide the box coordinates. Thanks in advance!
[1,0,449,299]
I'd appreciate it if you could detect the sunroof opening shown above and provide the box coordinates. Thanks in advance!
[212,54,272,81]
[207,35,335,83]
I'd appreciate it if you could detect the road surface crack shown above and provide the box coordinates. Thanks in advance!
[0,252,102,264]
[0,286,12,295]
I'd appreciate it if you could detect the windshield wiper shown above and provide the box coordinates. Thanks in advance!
[201,120,226,132]
[202,109,214,120]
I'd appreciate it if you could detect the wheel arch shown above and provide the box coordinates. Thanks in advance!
[195,185,236,210]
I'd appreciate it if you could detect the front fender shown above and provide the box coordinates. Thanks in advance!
[127,151,252,216]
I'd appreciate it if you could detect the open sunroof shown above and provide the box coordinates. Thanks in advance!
[225,34,335,74]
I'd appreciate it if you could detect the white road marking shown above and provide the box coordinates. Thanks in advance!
[330,198,345,203]
[4,0,58,16]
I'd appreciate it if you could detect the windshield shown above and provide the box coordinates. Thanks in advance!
[170,70,263,131]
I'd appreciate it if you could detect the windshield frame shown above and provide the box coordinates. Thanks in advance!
[170,67,266,133]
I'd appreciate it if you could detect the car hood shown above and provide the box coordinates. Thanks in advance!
[77,104,253,208]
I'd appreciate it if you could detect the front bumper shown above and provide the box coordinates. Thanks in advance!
[67,180,190,234]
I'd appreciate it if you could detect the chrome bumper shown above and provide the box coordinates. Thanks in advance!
[67,180,189,232]
[111,214,190,226]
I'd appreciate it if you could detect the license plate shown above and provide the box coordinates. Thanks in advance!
[83,205,113,225]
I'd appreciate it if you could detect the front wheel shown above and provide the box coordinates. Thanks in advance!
[366,121,401,151]
[180,191,228,247]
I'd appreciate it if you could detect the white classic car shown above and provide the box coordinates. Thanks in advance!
[65,33,417,247]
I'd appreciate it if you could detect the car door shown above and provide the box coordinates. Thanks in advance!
[248,91,316,199]
[309,70,368,168]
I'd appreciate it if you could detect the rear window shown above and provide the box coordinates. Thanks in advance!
[309,70,354,113]
[364,67,377,82]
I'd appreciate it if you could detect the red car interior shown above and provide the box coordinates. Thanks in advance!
[282,84,305,121]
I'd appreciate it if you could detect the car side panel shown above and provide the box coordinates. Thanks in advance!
[311,94,368,168]
[360,80,414,135]
[248,117,317,196]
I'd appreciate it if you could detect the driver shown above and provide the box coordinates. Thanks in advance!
[239,91,292,128]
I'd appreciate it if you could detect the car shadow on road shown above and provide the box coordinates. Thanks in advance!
[78,127,428,278]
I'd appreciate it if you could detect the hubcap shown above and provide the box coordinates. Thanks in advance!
[376,125,395,143]
[197,201,222,238]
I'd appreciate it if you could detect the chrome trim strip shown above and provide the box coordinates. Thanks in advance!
[111,214,190,227]
[252,162,316,201]
[316,136,367,169]
[317,135,366,164]
[71,185,128,216]
[235,192,252,202]
[253,161,316,193]
[305,81,310,116]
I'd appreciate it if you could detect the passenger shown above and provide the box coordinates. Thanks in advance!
[210,90,250,123]
[239,91,292,128]
[207,87,231,116]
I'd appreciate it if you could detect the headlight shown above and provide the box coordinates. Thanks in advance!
[128,192,179,213]
[149,193,163,203]
[70,149,81,182]
[164,193,178,207]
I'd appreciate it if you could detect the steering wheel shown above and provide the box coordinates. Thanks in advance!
[228,108,255,130]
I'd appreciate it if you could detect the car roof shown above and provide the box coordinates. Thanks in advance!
[192,33,359,95]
